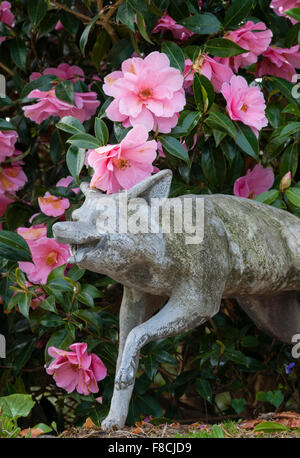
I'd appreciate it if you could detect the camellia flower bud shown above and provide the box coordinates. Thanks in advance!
[280,171,292,193]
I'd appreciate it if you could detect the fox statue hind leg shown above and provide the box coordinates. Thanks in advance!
[237,291,300,344]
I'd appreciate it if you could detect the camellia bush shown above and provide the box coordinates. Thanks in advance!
[1,0,300,431]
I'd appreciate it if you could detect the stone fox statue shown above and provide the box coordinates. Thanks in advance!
[53,169,300,430]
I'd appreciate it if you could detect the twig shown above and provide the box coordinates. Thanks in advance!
[50,1,92,23]
[96,0,103,13]
[30,31,43,73]
[51,0,121,44]
[104,0,123,21]
[0,365,44,372]
[0,61,13,76]
[161,424,168,437]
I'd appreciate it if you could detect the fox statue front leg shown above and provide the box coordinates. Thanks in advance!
[101,287,164,431]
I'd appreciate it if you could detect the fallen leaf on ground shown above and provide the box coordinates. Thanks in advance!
[240,412,300,430]
[132,427,143,434]
[240,419,263,430]
[83,417,97,429]
[20,428,44,437]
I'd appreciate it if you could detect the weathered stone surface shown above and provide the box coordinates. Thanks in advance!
[53,169,300,430]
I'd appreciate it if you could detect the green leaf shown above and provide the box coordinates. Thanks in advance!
[235,122,259,160]
[0,231,32,262]
[279,143,298,177]
[65,322,76,339]
[179,13,221,35]
[224,0,254,28]
[276,122,300,139]
[67,133,100,149]
[269,76,300,106]
[254,190,279,205]
[286,187,300,207]
[171,111,201,137]
[266,103,283,128]
[13,340,36,374]
[201,144,226,189]
[285,8,300,22]
[224,349,248,366]
[27,0,48,26]
[136,394,163,418]
[39,295,57,314]
[33,423,53,434]
[18,293,31,319]
[56,116,85,135]
[38,11,59,37]
[116,1,136,31]
[66,145,86,181]
[136,11,153,43]
[21,75,57,98]
[95,118,109,146]
[0,118,15,130]
[195,379,212,403]
[144,356,159,380]
[55,80,76,106]
[113,122,130,142]
[0,394,35,420]
[79,13,101,56]
[193,74,215,112]
[91,30,111,70]
[161,41,185,72]
[232,398,246,414]
[10,39,27,70]
[254,421,289,433]
[206,112,236,139]
[41,314,64,328]
[205,38,247,57]
[158,135,190,164]
[67,265,86,281]
[265,390,284,408]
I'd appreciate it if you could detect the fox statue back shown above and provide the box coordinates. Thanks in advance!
[53,169,300,430]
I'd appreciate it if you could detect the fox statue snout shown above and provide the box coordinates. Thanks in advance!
[53,221,99,245]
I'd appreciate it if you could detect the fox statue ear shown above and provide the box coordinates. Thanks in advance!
[127,169,173,202]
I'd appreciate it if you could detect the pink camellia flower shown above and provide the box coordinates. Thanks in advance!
[0,165,27,193]
[0,1,14,43]
[17,224,47,246]
[152,12,194,41]
[221,75,268,134]
[18,236,70,284]
[184,56,234,93]
[55,20,64,31]
[45,342,107,395]
[88,125,157,194]
[38,192,70,217]
[216,21,272,72]
[270,0,300,23]
[23,88,100,124]
[256,45,300,82]
[234,164,274,198]
[0,130,18,161]
[56,176,80,194]
[103,51,186,133]
[30,63,84,84]
[0,193,12,229]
